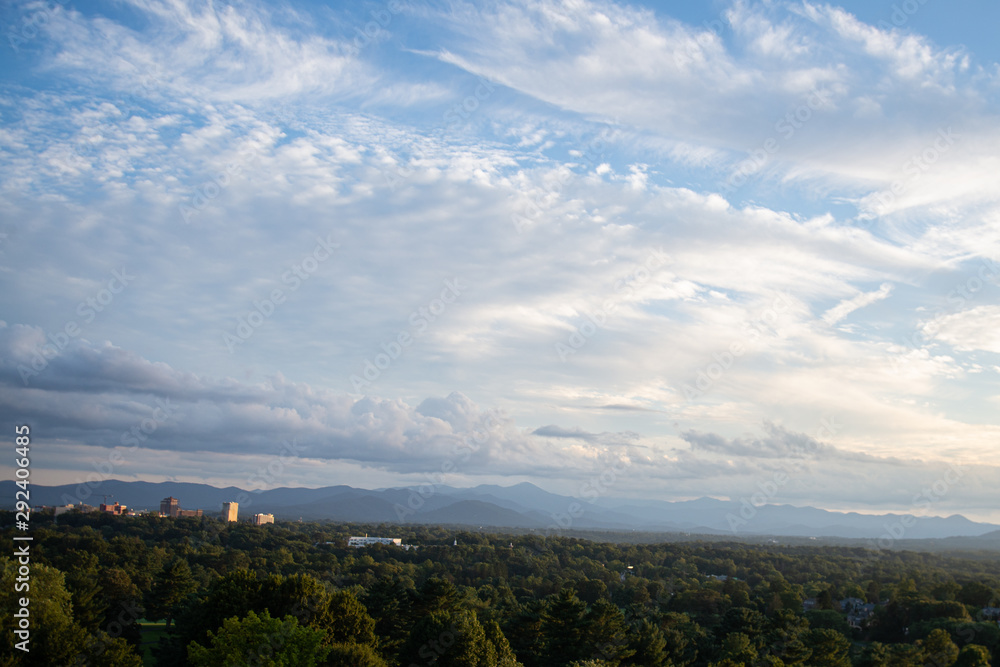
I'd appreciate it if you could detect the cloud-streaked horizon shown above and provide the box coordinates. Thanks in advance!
[1,0,998,521]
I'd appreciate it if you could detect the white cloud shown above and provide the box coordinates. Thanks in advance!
[922,305,1000,353]
[802,3,969,87]
[822,282,893,324]
[425,0,1000,234]
[41,0,370,105]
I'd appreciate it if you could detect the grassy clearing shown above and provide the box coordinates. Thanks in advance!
[138,620,168,666]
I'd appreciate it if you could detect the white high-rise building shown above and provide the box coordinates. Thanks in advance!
[221,502,238,522]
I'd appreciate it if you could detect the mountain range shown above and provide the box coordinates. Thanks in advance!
[9,479,1000,543]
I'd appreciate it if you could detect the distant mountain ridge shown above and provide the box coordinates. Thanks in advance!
[7,479,999,541]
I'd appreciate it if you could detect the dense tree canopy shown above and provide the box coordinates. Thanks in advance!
[2,510,998,666]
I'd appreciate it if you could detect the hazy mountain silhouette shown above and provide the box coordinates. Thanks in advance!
[11,479,999,540]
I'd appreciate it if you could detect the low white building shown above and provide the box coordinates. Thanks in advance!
[348,535,402,547]
[53,504,76,517]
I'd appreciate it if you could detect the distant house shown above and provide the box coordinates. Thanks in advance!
[252,513,274,526]
[841,598,876,628]
[982,607,1000,621]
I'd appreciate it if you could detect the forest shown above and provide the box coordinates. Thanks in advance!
[1,511,998,666]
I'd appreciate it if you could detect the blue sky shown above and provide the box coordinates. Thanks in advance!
[1,0,999,523]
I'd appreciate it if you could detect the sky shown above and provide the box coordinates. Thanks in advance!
[1,0,999,524]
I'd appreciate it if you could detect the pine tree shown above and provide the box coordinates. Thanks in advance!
[802,628,851,667]
[322,590,378,647]
[540,589,590,666]
[920,628,959,667]
[146,559,197,630]
[623,618,669,666]
[584,598,635,665]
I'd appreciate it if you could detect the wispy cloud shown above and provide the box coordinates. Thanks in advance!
[922,305,1000,353]
[823,282,893,324]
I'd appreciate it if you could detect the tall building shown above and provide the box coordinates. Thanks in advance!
[252,513,274,526]
[159,496,179,518]
[159,496,201,518]
[221,502,238,522]
[99,502,127,515]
